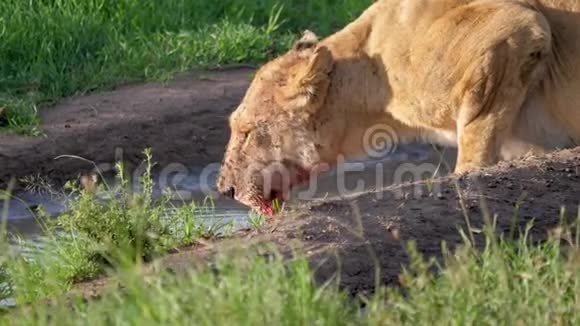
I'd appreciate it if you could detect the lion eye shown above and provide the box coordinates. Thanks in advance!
[241,129,252,140]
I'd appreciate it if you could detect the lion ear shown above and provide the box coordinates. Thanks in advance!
[285,46,334,112]
[292,30,319,51]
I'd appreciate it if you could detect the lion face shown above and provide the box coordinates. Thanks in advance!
[217,34,335,214]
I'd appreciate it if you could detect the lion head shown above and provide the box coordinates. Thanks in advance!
[216,32,338,215]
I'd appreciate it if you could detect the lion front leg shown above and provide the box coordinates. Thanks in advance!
[454,25,551,174]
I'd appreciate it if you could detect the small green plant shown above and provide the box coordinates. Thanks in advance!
[272,199,284,214]
[0,268,11,303]
[0,96,41,136]
[425,177,434,194]
[4,149,212,303]
[54,150,185,263]
[248,212,267,230]
[6,235,101,303]
[206,219,235,239]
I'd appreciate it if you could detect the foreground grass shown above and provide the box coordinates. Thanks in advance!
[3,225,580,325]
[1,152,578,323]
[0,0,371,134]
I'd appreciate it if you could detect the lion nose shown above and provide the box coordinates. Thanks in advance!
[216,165,236,199]
[220,187,236,199]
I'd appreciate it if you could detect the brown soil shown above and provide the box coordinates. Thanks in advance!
[0,67,254,189]
[1,67,579,298]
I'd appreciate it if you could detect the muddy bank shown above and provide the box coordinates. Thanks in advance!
[298,148,580,294]
[76,148,580,298]
[0,67,254,189]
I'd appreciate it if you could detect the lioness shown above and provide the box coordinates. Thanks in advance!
[217,0,580,214]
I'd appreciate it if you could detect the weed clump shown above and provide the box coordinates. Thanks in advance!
[4,150,212,303]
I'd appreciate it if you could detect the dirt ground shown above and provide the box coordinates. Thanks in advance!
[0,67,255,189]
[145,148,579,297]
[1,68,579,297]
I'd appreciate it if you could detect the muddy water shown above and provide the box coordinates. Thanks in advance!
[1,182,252,239]
[1,145,456,238]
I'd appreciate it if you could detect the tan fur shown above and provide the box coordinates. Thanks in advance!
[217,0,580,212]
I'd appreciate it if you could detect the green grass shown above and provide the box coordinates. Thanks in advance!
[2,150,237,304]
[366,231,580,324]
[6,254,357,326]
[3,224,580,325]
[0,0,371,134]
